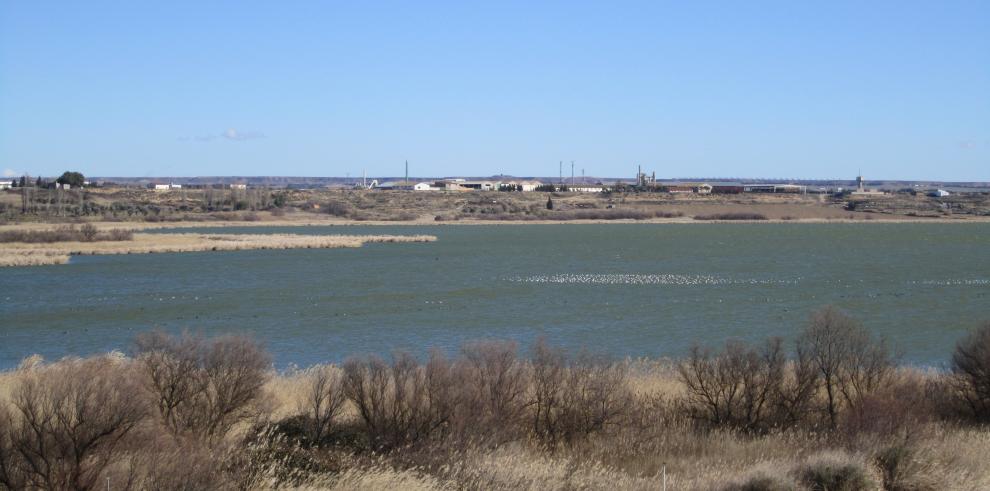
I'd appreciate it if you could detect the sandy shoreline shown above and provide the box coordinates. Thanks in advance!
[0,233,436,267]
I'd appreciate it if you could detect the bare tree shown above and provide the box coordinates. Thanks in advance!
[678,338,785,431]
[460,340,528,434]
[301,366,346,444]
[774,342,820,428]
[0,358,147,491]
[134,331,271,442]
[558,351,631,441]
[341,351,455,450]
[797,306,894,428]
[342,355,392,447]
[950,322,990,421]
[531,339,566,443]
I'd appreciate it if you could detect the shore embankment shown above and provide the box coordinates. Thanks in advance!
[2,214,988,233]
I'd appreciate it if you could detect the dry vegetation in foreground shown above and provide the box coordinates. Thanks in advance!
[0,232,436,267]
[3,307,990,490]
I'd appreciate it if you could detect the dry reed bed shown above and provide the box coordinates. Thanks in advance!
[0,232,437,267]
[5,316,990,490]
[3,355,989,490]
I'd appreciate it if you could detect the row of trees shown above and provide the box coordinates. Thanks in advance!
[679,306,895,432]
[5,172,85,189]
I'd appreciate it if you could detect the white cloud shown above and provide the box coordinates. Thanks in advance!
[179,129,265,142]
[222,128,265,141]
[2,168,19,178]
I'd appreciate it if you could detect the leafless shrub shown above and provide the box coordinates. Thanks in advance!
[134,331,272,442]
[797,306,894,428]
[341,351,454,450]
[556,352,631,442]
[694,212,768,220]
[80,222,99,240]
[0,358,147,490]
[107,228,134,240]
[678,338,786,431]
[841,371,935,439]
[459,340,528,438]
[325,201,351,217]
[301,366,347,445]
[530,340,567,443]
[949,322,990,422]
[773,344,820,429]
[530,341,632,445]
[0,225,133,243]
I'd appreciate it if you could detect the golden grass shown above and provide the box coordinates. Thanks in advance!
[0,232,436,267]
[4,353,990,490]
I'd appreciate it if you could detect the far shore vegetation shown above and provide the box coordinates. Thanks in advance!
[3,172,989,226]
[0,231,435,267]
[2,306,990,489]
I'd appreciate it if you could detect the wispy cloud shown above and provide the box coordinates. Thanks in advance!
[179,128,266,142]
[2,168,19,178]
[222,128,265,141]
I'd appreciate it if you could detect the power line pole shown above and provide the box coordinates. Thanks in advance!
[559,161,562,185]
[570,161,575,186]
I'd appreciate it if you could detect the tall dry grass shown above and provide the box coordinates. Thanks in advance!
[3,317,990,490]
[0,232,436,267]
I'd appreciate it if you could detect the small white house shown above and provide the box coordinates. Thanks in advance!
[0,180,13,190]
[153,183,182,191]
[520,180,543,192]
[931,189,951,197]
[498,180,543,192]
[413,182,435,191]
[230,183,247,190]
[570,186,606,193]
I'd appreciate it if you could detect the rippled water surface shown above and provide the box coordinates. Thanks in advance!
[2,223,989,368]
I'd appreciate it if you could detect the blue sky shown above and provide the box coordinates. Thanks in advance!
[1,1,987,180]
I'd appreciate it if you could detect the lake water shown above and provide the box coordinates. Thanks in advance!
[1,223,988,368]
